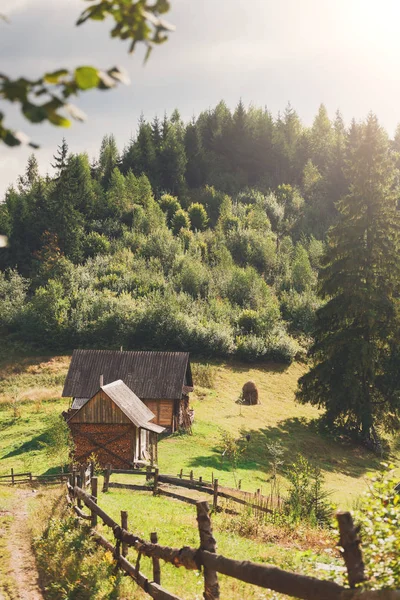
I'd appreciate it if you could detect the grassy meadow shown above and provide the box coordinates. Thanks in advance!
[0,353,396,505]
[0,352,398,598]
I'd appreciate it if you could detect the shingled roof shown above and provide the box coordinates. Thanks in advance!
[62,349,192,400]
[67,380,165,434]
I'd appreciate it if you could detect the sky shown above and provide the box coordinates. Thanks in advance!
[1,0,400,196]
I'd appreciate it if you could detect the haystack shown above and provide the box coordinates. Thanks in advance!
[242,380,259,405]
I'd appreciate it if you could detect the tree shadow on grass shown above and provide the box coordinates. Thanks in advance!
[189,416,383,479]
[2,431,52,459]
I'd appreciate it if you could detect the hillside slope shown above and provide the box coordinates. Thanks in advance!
[0,354,394,506]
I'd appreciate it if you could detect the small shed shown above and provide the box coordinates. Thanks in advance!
[62,350,194,431]
[67,380,165,468]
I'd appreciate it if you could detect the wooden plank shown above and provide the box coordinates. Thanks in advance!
[111,469,153,476]
[90,530,183,600]
[158,489,198,505]
[109,483,150,491]
[132,540,347,600]
[158,475,213,492]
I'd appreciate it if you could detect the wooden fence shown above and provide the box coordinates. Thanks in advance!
[104,466,278,514]
[66,475,400,600]
[0,468,71,485]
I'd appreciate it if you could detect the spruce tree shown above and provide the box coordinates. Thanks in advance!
[51,138,69,176]
[297,114,400,441]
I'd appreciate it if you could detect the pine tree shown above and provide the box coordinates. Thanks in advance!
[297,114,400,441]
[51,138,69,176]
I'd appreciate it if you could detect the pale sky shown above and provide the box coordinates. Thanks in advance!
[1,0,400,197]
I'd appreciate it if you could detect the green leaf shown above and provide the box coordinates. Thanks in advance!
[47,112,71,127]
[74,66,100,90]
[44,69,69,84]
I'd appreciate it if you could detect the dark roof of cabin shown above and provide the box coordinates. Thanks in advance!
[62,349,192,400]
[68,380,165,434]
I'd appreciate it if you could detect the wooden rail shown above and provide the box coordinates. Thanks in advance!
[65,479,400,600]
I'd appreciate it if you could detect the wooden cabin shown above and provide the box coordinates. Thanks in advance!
[66,380,165,468]
[62,350,194,431]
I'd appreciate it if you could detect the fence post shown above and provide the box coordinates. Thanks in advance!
[150,532,161,584]
[196,501,220,600]
[190,470,193,482]
[76,475,82,508]
[121,511,128,557]
[91,477,98,528]
[337,511,366,588]
[29,472,32,484]
[213,479,218,511]
[238,479,241,490]
[72,467,77,488]
[211,471,214,484]
[199,476,203,485]
[11,468,14,486]
[179,468,183,479]
[80,464,86,490]
[103,465,111,493]
[153,468,159,495]
[146,465,152,481]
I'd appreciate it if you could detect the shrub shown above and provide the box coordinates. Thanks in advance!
[280,289,321,335]
[140,228,182,273]
[355,468,400,589]
[235,334,266,361]
[227,229,277,275]
[285,454,332,526]
[265,327,301,363]
[175,256,209,298]
[291,244,315,292]
[237,303,280,337]
[172,208,190,234]
[191,363,217,388]
[225,266,271,310]
[34,515,127,599]
[0,269,28,327]
[159,193,181,224]
[188,202,209,231]
[82,231,111,259]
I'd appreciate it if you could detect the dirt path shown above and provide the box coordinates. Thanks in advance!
[6,488,44,600]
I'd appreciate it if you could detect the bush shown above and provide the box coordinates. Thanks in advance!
[34,515,127,599]
[280,289,321,335]
[225,266,272,310]
[355,468,400,589]
[285,454,332,526]
[191,363,217,388]
[172,208,190,234]
[291,244,315,292]
[227,229,276,276]
[140,228,182,273]
[82,231,111,259]
[188,202,209,231]
[235,334,266,361]
[159,193,181,224]
[0,269,28,327]
[265,327,301,363]
[175,256,209,298]
[237,304,280,336]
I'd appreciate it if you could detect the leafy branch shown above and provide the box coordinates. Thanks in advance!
[0,0,174,147]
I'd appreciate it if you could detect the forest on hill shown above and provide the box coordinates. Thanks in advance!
[0,101,397,362]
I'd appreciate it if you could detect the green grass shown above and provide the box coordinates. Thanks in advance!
[0,351,394,598]
[0,487,18,600]
[0,353,398,506]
